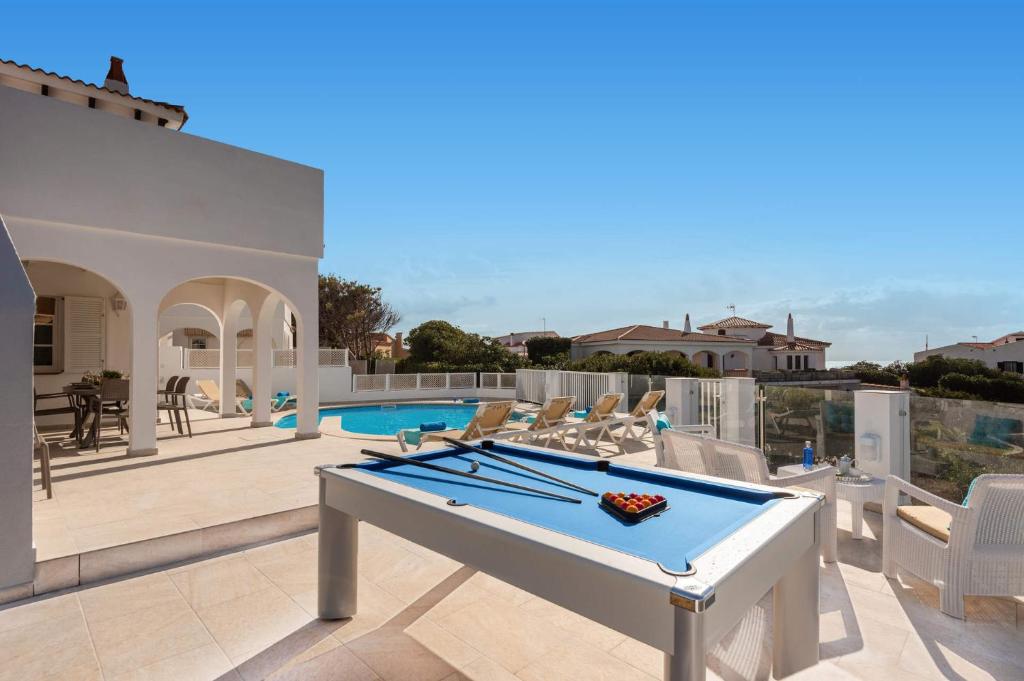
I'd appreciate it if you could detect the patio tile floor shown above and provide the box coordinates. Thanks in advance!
[8,407,1020,680]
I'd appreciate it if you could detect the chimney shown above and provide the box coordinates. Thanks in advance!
[662,320,669,329]
[392,332,406,359]
[104,56,129,94]
[683,314,691,333]
[786,313,795,343]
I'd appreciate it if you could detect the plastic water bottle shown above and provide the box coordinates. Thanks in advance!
[802,441,814,470]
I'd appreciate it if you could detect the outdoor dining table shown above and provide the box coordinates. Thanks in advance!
[62,384,99,447]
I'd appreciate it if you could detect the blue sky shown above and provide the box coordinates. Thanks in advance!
[6,1,1022,363]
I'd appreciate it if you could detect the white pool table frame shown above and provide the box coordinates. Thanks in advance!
[316,442,823,681]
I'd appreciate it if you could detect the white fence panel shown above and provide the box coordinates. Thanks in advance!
[186,349,220,369]
[354,374,387,392]
[698,378,722,437]
[449,373,476,389]
[480,373,498,389]
[419,374,447,390]
[558,371,615,412]
[319,348,349,366]
[516,369,547,403]
[273,349,296,367]
[390,374,418,391]
[499,373,517,389]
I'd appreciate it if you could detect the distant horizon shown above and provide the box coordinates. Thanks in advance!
[6,1,1021,364]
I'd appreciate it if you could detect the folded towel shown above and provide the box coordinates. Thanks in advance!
[241,399,253,411]
[401,428,423,446]
[655,413,673,432]
[419,421,447,432]
[276,391,290,398]
[462,398,480,404]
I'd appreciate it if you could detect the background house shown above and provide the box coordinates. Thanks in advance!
[495,330,559,357]
[914,332,1024,373]
[570,313,830,376]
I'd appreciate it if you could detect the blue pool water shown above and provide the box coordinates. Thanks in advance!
[274,403,480,435]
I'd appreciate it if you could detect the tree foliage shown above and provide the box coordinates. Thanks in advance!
[842,355,1024,404]
[318,275,401,360]
[567,351,720,378]
[400,320,525,372]
[525,336,572,364]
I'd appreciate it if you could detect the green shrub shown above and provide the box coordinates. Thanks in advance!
[525,336,572,364]
[843,361,900,386]
[909,355,995,388]
[567,352,719,378]
[938,372,1024,404]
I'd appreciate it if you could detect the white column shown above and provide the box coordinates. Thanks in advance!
[0,221,35,592]
[128,300,160,456]
[854,390,910,480]
[251,316,274,427]
[720,377,756,446]
[219,312,239,418]
[295,314,320,439]
[664,377,699,426]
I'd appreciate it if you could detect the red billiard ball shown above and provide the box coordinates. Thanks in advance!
[603,492,614,501]
[628,493,638,499]
[654,495,665,502]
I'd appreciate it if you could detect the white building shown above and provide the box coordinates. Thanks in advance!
[914,332,1024,374]
[1,55,325,450]
[570,314,830,375]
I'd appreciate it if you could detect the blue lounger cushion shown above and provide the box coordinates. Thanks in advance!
[462,398,480,404]
[419,421,447,432]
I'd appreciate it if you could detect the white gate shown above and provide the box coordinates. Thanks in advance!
[698,378,722,437]
[516,369,547,404]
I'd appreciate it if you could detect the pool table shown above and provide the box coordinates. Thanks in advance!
[315,441,823,681]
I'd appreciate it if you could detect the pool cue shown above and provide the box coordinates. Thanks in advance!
[359,449,582,504]
[443,438,599,497]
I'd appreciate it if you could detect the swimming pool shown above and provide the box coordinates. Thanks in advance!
[274,403,481,435]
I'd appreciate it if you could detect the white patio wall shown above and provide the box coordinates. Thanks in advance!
[0,218,35,594]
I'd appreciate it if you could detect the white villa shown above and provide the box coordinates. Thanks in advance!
[571,314,830,375]
[914,331,1024,374]
[495,330,560,356]
[0,56,324,590]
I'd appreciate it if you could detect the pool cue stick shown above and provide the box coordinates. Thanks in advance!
[359,449,582,504]
[443,438,599,496]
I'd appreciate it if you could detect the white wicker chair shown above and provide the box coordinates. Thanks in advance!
[881,474,1024,619]
[649,415,838,563]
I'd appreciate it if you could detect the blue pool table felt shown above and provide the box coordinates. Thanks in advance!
[354,443,782,573]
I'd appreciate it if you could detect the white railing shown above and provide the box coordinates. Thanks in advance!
[449,373,476,389]
[389,374,418,391]
[273,349,296,367]
[481,372,518,389]
[318,348,349,366]
[353,374,388,392]
[558,371,617,412]
[419,373,448,390]
[699,378,722,437]
[516,369,548,403]
[184,347,348,369]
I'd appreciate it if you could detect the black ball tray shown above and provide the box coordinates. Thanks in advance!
[600,495,669,524]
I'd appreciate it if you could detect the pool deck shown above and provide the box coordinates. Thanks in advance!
[5,405,1022,680]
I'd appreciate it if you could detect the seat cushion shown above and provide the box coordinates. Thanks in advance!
[897,505,952,543]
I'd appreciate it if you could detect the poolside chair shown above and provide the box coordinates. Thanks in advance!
[503,396,576,447]
[649,420,838,563]
[236,378,297,413]
[157,376,192,437]
[565,392,625,451]
[615,389,666,442]
[190,379,247,414]
[882,473,1024,619]
[406,401,516,451]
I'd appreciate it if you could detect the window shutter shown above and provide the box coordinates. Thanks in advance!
[65,296,105,372]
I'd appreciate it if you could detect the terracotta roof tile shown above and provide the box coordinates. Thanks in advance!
[757,332,830,349]
[698,315,772,330]
[573,324,753,344]
[0,57,188,126]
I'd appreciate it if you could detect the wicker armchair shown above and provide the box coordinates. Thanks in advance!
[649,415,838,563]
[881,474,1024,619]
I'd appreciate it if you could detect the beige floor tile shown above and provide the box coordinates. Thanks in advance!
[87,597,213,678]
[108,642,235,681]
[346,628,459,681]
[406,617,482,669]
[78,572,185,624]
[170,555,274,610]
[245,543,317,596]
[518,597,627,651]
[195,584,312,663]
[516,642,660,681]
[455,656,519,681]
[316,578,408,643]
[72,512,201,553]
[434,599,568,673]
[265,637,379,680]
[0,593,80,633]
[0,599,101,681]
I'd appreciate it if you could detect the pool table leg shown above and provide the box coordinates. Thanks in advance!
[663,607,706,681]
[771,515,821,678]
[317,477,358,620]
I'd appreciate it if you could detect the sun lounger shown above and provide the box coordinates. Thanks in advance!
[399,401,516,451]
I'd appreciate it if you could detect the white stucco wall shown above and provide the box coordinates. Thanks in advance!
[914,342,1024,369]
[0,86,323,259]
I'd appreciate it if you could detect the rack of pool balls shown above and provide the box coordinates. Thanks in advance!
[600,491,668,523]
